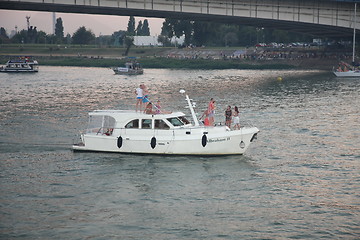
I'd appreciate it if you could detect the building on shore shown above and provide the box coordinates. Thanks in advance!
[133,35,185,47]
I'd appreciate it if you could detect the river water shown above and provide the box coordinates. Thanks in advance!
[0,66,359,239]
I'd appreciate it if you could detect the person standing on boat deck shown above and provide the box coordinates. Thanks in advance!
[135,84,143,112]
[207,98,216,126]
[141,84,150,105]
[225,105,232,128]
[233,106,240,130]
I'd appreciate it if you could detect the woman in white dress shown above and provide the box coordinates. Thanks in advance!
[233,106,240,130]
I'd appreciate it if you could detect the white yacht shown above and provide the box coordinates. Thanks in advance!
[0,57,39,73]
[73,91,259,155]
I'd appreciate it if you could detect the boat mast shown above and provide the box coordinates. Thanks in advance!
[185,94,200,126]
[353,3,357,64]
[180,89,200,126]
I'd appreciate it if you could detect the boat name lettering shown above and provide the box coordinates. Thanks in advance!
[208,137,230,143]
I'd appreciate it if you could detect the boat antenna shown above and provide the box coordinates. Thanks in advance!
[353,3,357,65]
[180,89,200,126]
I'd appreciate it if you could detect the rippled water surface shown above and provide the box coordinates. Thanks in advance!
[0,66,359,239]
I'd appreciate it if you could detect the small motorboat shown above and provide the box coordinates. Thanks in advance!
[0,56,39,73]
[73,90,259,155]
[333,70,360,77]
[112,61,143,75]
[333,61,360,77]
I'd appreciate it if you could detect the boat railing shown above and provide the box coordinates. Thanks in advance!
[86,127,114,136]
[214,119,256,130]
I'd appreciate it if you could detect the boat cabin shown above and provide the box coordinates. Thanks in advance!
[85,110,191,137]
[1,57,39,72]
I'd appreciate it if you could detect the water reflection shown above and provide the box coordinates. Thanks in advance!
[0,66,359,239]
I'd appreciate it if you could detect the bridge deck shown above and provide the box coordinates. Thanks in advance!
[0,0,358,38]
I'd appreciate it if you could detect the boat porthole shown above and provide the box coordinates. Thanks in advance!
[117,136,123,148]
[202,134,207,147]
[239,141,245,149]
[151,137,156,149]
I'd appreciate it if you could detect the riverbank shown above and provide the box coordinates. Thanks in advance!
[0,44,344,70]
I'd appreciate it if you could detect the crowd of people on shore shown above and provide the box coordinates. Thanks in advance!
[161,47,352,62]
[135,85,242,130]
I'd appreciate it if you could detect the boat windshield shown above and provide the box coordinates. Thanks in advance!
[87,115,115,135]
[167,117,185,127]
[179,116,190,125]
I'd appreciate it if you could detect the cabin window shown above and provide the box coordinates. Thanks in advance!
[167,117,184,127]
[154,119,170,130]
[125,119,139,129]
[142,119,152,129]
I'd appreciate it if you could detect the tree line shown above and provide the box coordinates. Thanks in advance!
[158,19,315,47]
[0,16,151,46]
[0,15,319,47]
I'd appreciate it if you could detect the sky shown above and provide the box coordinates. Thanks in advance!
[0,10,164,37]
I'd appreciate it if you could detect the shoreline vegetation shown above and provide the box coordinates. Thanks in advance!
[0,44,345,70]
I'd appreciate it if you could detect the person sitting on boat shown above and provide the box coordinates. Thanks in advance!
[154,100,171,114]
[154,100,162,114]
[144,102,154,114]
[104,128,113,136]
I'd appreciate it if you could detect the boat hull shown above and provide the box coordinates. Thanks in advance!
[333,71,360,77]
[113,67,143,75]
[0,69,38,73]
[73,126,259,156]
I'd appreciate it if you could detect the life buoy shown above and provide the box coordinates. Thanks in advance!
[151,137,156,149]
[117,136,123,148]
[202,134,207,147]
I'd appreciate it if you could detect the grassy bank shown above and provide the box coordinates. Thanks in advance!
[0,44,298,69]
[10,56,292,70]
[0,55,296,70]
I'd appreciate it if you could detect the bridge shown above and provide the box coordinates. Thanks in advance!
[1,0,359,38]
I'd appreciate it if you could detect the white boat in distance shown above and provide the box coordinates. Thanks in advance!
[333,69,360,77]
[112,61,143,75]
[0,56,39,73]
[333,3,359,77]
[73,90,259,155]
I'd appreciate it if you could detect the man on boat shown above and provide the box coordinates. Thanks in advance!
[135,84,143,112]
